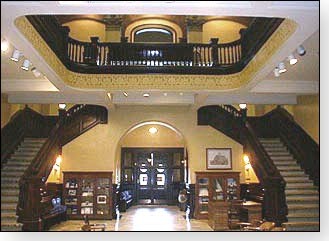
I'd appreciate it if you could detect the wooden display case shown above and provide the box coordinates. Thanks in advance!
[194,171,240,221]
[63,171,113,220]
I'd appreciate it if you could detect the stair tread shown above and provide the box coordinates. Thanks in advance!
[288,203,319,209]
[287,213,319,218]
[283,221,319,226]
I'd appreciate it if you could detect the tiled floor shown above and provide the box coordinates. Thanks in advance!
[50,205,213,231]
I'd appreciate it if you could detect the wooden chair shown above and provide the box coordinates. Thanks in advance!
[81,215,106,231]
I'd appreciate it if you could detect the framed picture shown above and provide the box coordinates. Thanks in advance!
[206,148,232,170]
[68,189,77,196]
[97,195,107,204]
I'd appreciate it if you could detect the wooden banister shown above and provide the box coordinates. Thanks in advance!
[26,15,282,75]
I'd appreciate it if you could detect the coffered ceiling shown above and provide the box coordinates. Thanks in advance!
[1,1,319,108]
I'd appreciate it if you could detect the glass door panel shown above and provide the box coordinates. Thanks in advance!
[226,178,238,200]
[212,177,224,200]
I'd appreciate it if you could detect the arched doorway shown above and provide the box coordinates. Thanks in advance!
[118,121,188,205]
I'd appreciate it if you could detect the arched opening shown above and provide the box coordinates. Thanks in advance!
[133,25,175,43]
[116,121,188,205]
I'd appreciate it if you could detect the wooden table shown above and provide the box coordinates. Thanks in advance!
[242,201,262,224]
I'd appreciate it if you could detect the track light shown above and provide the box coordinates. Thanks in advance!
[273,67,280,77]
[288,54,297,65]
[278,62,286,73]
[297,45,306,56]
[10,49,20,62]
[21,59,30,71]
[1,39,9,53]
[123,92,128,97]
[31,67,42,77]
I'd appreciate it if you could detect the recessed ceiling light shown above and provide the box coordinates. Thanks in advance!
[149,127,158,134]
[1,39,9,53]
[163,93,168,96]
[278,62,287,73]
[297,45,306,56]
[273,67,280,77]
[123,92,128,97]
[31,67,42,77]
[143,93,150,97]
[179,92,183,96]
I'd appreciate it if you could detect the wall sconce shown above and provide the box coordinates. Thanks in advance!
[53,155,62,172]
[239,103,247,110]
[58,103,66,110]
[149,127,158,134]
[243,154,251,181]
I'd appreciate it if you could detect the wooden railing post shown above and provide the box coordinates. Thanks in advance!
[239,28,247,60]
[90,37,99,65]
[210,38,219,66]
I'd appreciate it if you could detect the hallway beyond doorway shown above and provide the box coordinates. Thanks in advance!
[50,205,212,231]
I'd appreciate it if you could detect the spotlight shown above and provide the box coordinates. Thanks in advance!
[239,103,247,109]
[273,67,280,77]
[278,62,286,73]
[31,67,41,77]
[10,49,20,62]
[58,103,66,110]
[143,93,150,97]
[123,92,128,97]
[288,54,297,65]
[1,39,9,52]
[21,59,30,71]
[149,127,158,134]
[297,45,306,56]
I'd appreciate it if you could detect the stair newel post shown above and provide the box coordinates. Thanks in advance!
[17,177,44,231]
[90,36,99,66]
[210,38,219,67]
[263,179,288,226]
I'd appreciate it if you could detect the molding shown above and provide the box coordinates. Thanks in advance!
[1,78,59,92]
[251,80,319,94]
[14,17,297,91]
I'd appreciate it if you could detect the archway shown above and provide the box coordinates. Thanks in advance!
[116,121,188,205]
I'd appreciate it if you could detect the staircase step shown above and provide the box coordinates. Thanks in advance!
[267,151,291,156]
[1,203,17,211]
[1,171,25,177]
[286,195,319,203]
[277,166,301,171]
[282,222,319,231]
[259,138,281,143]
[5,160,31,166]
[1,189,20,196]
[270,156,294,161]
[3,166,28,171]
[280,170,306,177]
[286,182,316,189]
[9,155,35,161]
[1,177,20,184]
[261,143,285,148]
[263,146,287,151]
[273,160,297,165]
[287,213,319,223]
[1,212,18,219]
[1,196,19,203]
[23,138,47,143]
[1,222,23,231]
[285,189,318,195]
[284,177,312,183]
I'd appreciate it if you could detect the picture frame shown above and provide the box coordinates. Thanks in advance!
[206,148,232,170]
[97,195,107,204]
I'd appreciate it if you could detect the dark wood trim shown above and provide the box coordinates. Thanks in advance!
[26,15,283,75]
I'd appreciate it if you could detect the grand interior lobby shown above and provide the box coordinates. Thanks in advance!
[1,1,320,233]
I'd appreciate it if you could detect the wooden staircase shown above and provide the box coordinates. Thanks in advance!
[259,138,319,231]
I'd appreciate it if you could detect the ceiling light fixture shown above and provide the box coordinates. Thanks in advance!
[163,93,168,96]
[21,59,30,71]
[10,49,20,62]
[297,45,306,56]
[278,62,287,73]
[31,67,42,77]
[149,127,158,134]
[179,92,183,96]
[123,92,128,97]
[288,54,298,65]
[239,103,247,110]
[1,39,9,53]
[143,93,150,97]
[58,103,67,110]
[273,67,280,77]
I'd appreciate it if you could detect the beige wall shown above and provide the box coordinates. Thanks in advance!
[59,106,246,184]
[63,20,106,42]
[202,20,246,43]
[294,95,319,143]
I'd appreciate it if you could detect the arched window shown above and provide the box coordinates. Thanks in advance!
[132,25,176,43]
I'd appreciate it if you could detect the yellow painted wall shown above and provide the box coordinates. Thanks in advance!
[59,106,246,184]
[293,95,319,143]
[63,20,106,42]
[188,30,203,43]
[202,20,246,44]
[105,30,121,42]
[121,124,184,147]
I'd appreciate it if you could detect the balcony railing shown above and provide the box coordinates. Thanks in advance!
[27,15,283,75]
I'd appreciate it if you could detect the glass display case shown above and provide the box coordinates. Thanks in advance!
[195,172,240,219]
[63,172,113,220]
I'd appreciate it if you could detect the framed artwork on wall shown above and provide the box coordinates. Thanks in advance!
[206,148,232,170]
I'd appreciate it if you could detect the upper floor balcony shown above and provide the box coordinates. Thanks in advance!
[26,15,283,75]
